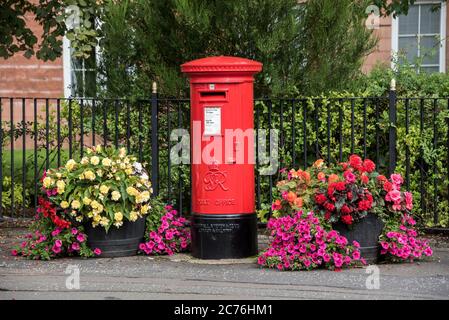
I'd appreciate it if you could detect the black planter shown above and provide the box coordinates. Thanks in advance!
[333,213,384,264]
[85,217,146,258]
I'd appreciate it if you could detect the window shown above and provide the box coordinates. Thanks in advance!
[392,1,446,73]
[63,37,97,98]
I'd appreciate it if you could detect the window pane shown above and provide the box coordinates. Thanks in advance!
[84,71,97,97]
[71,56,84,71]
[399,36,418,62]
[420,4,441,34]
[421,66,439,73]
[84,53,96,70]
[71,71,84,97]
[421,36,440,65]
[399,5,419,34]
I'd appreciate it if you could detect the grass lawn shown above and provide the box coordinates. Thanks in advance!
[1,149,70,186]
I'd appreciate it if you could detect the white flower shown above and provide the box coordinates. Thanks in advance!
[140,173,149,181]
[133,162,143,172]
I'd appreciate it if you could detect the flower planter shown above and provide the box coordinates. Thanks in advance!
[333,213,384,264]
[85,217,146,258]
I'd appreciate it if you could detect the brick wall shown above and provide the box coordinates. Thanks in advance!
[362,15,393,73]
[0,11,64,98]
[0,4,64,149]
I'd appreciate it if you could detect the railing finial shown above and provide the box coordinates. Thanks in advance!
[152,82,157,94]
[390,78,396,91]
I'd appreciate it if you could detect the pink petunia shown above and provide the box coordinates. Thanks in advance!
[76,234,86,243]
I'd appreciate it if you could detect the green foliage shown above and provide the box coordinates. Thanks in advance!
[0,0,100,61]
[1,176,29,210]
[144,196,167,239]
[95,0,379,97]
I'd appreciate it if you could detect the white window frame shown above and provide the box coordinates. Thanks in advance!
[62,37,101,98]
[391,0,446,72]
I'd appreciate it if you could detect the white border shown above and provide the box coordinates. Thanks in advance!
[391,0,446,72]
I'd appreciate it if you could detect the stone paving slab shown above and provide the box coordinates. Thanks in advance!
[1,226,448,300]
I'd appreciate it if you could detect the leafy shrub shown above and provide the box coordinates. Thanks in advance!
[1,176,29,211]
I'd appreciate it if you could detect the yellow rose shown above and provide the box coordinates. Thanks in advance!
[95,145,102,152]
[125,168,133,175]
[90,156,100,165]
[140,204,149,214]
[81,157,89,165]
[129,211,138,222]
[119,147,126,158]
[114,221,123,228]
[99,185,109,194]
[56,180,65,190]
[126,186,138,196]
[60,201,69,209]
[96,169,103,177]
[78,173,85,180]
[71,200,81,209]
[84,170,96,181]
[83,197,92,205]
[76,216,83,222]
[100,217,110,227]
[43,177,53,188]
[95,204,104,213]
[102,158,112,167]
[111,191,121,201]
[114,212,123,222]
[140,191,150,202]
[65,159,77,171]
[56,173,62,179]
[90,200,99,209]
[93,214,101,222]
[56,180,65,194]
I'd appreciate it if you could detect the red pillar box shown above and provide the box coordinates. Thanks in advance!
[181,56,262,259]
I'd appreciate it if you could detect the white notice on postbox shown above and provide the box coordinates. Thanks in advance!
[204,107,221,136]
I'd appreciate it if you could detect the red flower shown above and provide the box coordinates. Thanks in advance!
[325,202,335,212]
[324,212,331,220]
[327,186,335,197]
[358,200,372,211]
[347,192,353,200]
[361,174,369,184]
[334,181,347,192]
[363,159,376,173]
[383,181,393,192]
[341,204,351,215]
[377,175,387,184]
[349,155,363,171]
[341,215,353,225]
[315,194,327,205]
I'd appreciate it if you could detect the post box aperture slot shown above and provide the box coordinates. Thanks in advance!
[203,107,221,136]
[199,91,227,101]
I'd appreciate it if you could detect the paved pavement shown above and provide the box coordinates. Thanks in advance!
[0,227,448,300]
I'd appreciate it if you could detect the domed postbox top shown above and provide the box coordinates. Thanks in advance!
[181,56,262,74]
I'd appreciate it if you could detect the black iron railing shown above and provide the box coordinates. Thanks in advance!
[1,90,448,227]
